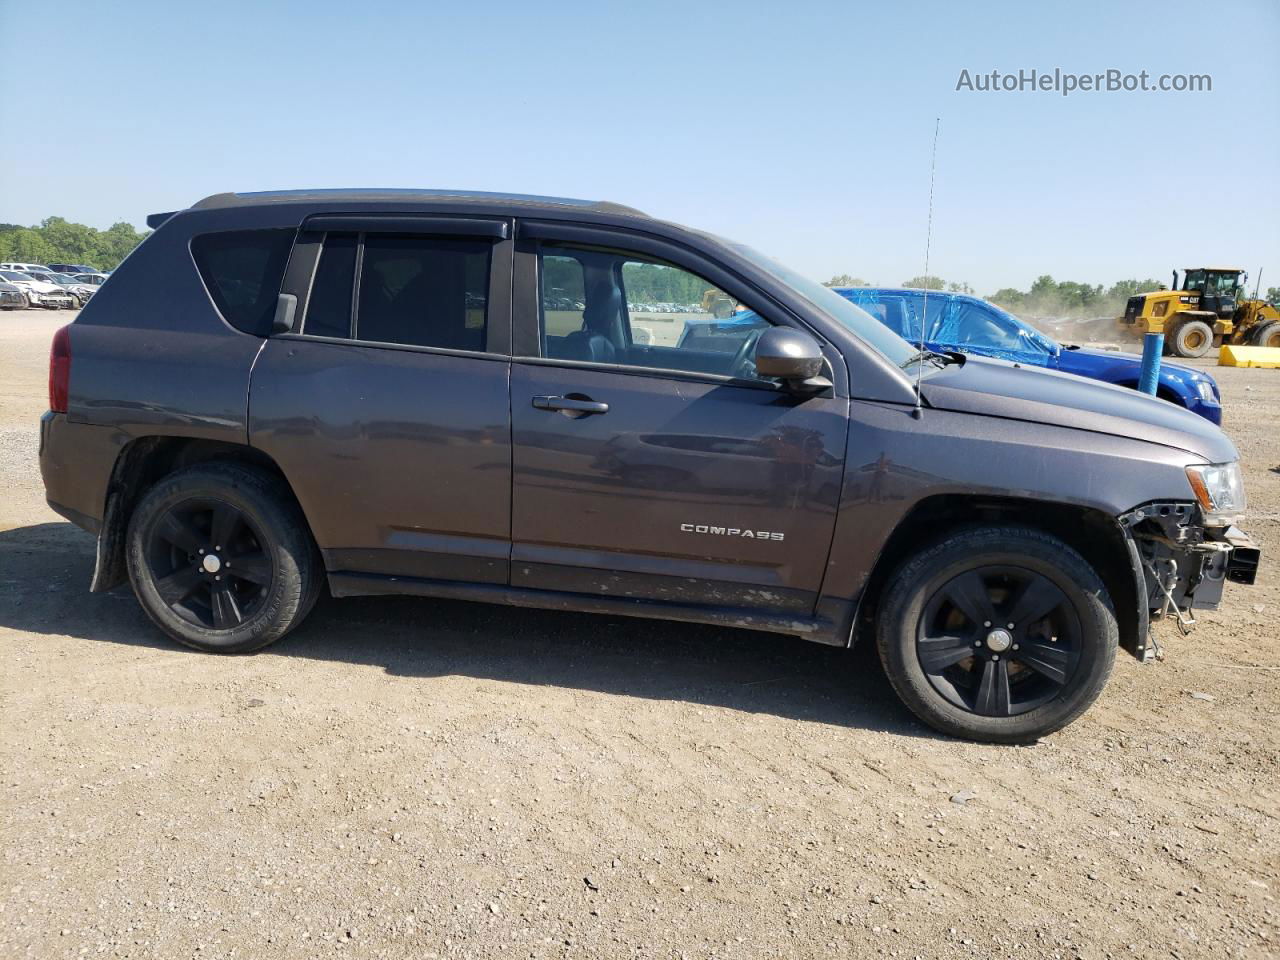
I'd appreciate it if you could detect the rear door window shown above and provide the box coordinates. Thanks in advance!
[357,235,490,351]
[301,232,493,352]
[191,229,295,336]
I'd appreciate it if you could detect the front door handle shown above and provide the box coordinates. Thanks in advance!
[532,394,610,417]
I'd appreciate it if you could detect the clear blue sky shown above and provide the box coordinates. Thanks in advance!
[2,0,1276,293]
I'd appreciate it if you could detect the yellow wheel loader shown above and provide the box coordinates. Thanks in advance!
[1119,267,1280,358]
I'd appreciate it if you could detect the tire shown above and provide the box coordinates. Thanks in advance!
[126,462,321,653]
[1251,321,1280,349]
[875,526,1117,744]
[1171,319,1213,358]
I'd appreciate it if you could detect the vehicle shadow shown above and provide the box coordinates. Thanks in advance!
[0,521,929,738]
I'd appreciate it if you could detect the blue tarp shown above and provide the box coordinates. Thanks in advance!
[838,288,1055,363]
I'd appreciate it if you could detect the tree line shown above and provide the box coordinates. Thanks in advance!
[0,217,151,271]
[823,272,1280,315]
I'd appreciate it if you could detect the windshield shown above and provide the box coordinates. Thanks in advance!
[1204,271,1239,296]
[726,243,917,366]
[0,271,31,281]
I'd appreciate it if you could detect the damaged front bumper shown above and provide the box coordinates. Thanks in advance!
[1119,502,1261,654]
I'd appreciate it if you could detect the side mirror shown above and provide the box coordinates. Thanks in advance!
[272,293,297,334]
[754,327,831,393]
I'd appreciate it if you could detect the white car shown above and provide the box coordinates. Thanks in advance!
[0,270,77,309]
[0,261,55,275]
[72,272,111,286]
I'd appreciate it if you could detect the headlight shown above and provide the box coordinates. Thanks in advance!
[1186,461,1247,521]
[1195,380,1218,403]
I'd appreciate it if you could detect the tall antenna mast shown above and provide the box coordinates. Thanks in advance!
[915,117,941,419]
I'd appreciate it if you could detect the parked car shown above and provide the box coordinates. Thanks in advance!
[0,281,27,310]
[71,272,110,286]
[47,263,98,275]
[835,288,1224,424]
[0,270,76,309]
[0,261,56,275]
[27,271,95,307]
[39,189,1259,743]
[49,273,97,306]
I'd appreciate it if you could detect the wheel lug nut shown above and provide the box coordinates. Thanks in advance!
[992,654,1000,661]
[1006,622,1014,629]
[974,641,982,647]
[215,575,221,581]
[1012,643,1019,650]
[198,548,204,555]
[983,621,991,627]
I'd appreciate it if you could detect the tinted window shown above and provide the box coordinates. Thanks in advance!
[304,233,357,338]
[191,229,294,336]
[355,235,490,351]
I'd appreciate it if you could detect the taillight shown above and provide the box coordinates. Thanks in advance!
[49,324,71,413]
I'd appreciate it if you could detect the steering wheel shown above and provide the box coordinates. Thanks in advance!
[726,327,764,379]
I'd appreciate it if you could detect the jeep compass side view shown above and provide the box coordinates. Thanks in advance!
[38,189,1260,742]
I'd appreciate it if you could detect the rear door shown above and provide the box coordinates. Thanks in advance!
[248,216,514,586]
[508,221,848,615]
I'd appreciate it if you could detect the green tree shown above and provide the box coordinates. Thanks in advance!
[988,287,1025,308]
[900,275,945,290]
[946,281,974,294]
[1107,278,1165,299]
[1265,286,1280,306]
[823,273,866,287]
[0,217,149,270]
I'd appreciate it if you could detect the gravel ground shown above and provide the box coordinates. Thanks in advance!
[1,310,1276,960]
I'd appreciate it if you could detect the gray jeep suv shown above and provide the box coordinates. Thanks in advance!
[38,189,1260,742]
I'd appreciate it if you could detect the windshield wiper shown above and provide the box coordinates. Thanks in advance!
[899,349,961,370]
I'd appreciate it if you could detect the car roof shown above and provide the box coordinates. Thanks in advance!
[836,286,992,305]
[147,188,651,228]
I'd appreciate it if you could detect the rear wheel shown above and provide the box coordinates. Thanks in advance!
[126,462,321,653]
[1171,319,1214,358]
[876,526,1117,743]
[1251,321,1280,349]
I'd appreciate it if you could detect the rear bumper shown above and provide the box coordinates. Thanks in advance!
[39,411,120,534]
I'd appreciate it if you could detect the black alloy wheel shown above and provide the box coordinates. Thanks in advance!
[876,526,1117,743]
[916,566,1081,717]
[143,497,273,630]
[126,462,321,653]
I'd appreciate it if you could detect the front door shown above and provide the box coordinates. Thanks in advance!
[509,229,848,614]
[249,218,514,585]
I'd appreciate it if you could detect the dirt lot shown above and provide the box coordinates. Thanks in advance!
[1,310,1276,960]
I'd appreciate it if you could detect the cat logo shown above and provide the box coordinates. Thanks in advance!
[680,523,785,542]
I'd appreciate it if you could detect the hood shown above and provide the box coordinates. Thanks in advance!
[1066,345,1211,380]
[920,355,1236,462]
[21,280,63,294]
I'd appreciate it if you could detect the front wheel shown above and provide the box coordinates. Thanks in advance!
[126,462,322,653]
[1171,319,1214,358]
[876,526,1117,743]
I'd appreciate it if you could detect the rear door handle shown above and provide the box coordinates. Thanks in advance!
[532,394,610,416]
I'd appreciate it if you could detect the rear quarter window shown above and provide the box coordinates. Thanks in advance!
[190,229,295,336]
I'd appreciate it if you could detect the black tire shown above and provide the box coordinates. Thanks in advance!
[1171,319,1213,358]
[1251,321,1280,349]
[126,462,321,653]
[876,526,1117,744]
